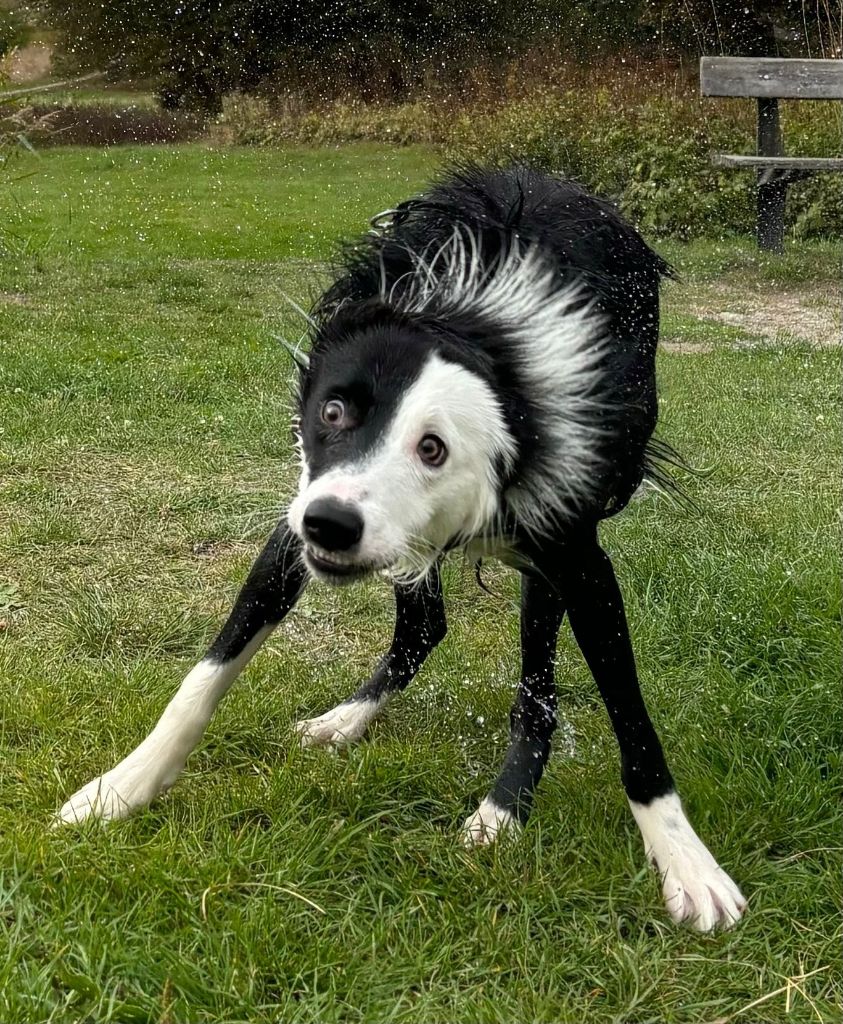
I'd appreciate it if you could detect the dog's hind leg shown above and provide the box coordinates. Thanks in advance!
[560,530,746,932]
[296,567,446,749]
[462,570,564,845]
[56,525,307,825]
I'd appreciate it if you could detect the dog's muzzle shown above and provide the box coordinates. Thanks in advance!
[302,497,371,582]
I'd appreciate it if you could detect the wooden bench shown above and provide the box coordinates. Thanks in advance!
[700,56,843,252]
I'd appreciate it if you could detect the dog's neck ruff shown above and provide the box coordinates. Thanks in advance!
[376,227,612,541]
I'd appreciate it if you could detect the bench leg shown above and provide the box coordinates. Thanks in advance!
[757,175,787,253]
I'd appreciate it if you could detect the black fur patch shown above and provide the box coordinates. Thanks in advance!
[299,320,436,481]
[298,162,674,524]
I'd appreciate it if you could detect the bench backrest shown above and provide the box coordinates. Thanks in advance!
[700,57,843,100]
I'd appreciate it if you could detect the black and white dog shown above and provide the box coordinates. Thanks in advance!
[58,164,745,931]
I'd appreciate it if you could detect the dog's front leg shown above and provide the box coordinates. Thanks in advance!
[296,566,446,748]
[56,525,307,825]
[562,530,746,931]
[462,570,564,845]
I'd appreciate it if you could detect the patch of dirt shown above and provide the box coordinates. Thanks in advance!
[190,540,246,559]
[661,340,714,354]
[0,292,31,306]
[5,43,53,84]
[690,284,841,348]
[20,104,206,146]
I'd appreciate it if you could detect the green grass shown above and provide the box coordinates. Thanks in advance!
[1,83,158,109]
[22,85,159,109]
[658,235,841,286]
[1,144,841,1024]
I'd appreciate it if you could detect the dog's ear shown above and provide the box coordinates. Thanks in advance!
[273,334,311,371]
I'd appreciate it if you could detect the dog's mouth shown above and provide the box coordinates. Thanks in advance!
[303,546,381,584]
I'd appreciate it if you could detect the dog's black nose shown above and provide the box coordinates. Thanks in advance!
[303,498,364,551]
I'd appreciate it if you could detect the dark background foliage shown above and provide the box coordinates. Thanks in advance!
[38,1,832,111]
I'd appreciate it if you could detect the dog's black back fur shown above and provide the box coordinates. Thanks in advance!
[313,164,674,523]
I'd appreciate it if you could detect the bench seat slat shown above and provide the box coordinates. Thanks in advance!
[712,155,843,170]
[701,57,843,100]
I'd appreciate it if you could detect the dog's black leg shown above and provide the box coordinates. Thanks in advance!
[462,570,564,844]
[296,566,446,747]
[562,530,746,931]
[57,525,307,824]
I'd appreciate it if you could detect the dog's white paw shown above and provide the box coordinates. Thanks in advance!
[656,850,746,932]
[295,699,382,749]
[55,766,163,826]
[631,793,746,932]
[461,797,519,848]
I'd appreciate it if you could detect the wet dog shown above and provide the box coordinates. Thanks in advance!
[58,164,746,931]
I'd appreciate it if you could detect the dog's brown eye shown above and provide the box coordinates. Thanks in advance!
[418,434,447,467]
[321,399,346,427]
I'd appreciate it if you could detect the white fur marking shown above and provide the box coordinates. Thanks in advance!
[461,797,519,847]
[390,228,611,535]
[55,626,274,825]
[289,353,516,581]
[630,792,746,931]
[295,698,385,748]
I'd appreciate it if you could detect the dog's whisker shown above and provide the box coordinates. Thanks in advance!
[276,289,318,329]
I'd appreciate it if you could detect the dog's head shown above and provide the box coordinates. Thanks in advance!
[287,311,517,584]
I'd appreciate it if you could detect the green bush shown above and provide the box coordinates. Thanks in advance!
[217,94,441,147]
[446,91,843,240]
[445,91,752,238]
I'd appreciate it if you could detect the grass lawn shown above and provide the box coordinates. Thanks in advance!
[1,144,840,1024]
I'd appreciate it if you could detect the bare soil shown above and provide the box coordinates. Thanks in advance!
[663,279,841,353]
[4,43,52,84]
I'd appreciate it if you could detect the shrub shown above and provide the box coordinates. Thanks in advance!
[216,94,440,147]
[444,90,753,238]
[447,91,843,239]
